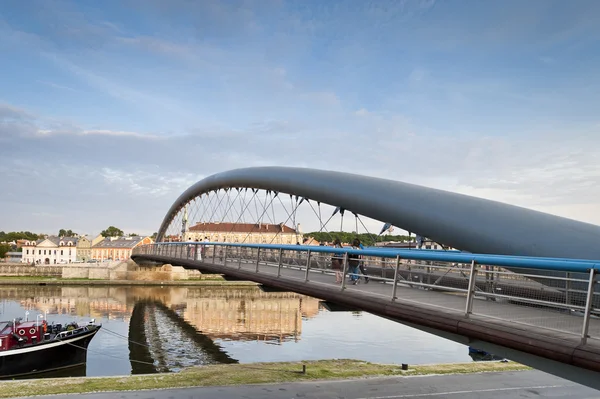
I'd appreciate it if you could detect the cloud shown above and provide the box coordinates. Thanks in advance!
[0,104,33,121]
[37,80,78,92]
[0,0,598,235]
[2,100,599,234]
[355,108,370,117]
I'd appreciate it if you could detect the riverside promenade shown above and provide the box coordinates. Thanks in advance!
[13,370,598,399]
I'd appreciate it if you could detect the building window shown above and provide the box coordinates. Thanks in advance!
[26,249,29,255]
[39,250,41,255]
[69,249,71,256]
[61,250,63,255]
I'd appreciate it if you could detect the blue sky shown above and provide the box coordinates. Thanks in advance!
[1,0,599,235]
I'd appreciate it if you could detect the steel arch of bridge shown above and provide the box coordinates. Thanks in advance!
[157,167,600,260]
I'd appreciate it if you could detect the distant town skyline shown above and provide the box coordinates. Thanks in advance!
[1,0,599,234]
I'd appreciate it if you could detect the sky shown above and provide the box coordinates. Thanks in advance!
[1,0,599,236]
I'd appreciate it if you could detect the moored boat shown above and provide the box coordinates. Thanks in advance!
[0,315,101,379]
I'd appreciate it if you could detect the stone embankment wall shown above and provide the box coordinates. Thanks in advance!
[61,260,208,280]
[0,263,62,276]
[0,261,217,281]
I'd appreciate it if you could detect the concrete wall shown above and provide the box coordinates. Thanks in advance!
[0,261,211,281]
[61,260,208,281]
[0,264,62,276]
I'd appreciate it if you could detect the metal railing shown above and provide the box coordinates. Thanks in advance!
[133,242,600,344]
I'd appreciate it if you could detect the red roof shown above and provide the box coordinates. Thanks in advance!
[189,222,296,234]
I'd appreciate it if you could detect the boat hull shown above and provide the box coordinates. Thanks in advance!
[0,326,99,379]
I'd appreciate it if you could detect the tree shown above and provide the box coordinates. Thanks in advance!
[151,232,158,240]
[128,233,139,237]
[0,231,40,242]
[305,231,414,246]
[0,244,11,258]
[59,229,76,237]
[100,226,124,238]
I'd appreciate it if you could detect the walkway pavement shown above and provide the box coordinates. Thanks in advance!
[18,370,597,399]
[215,257,600,340]
[135,251,600,386]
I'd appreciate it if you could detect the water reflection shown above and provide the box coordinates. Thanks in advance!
[0,286,471,378]
[468,347,505,362]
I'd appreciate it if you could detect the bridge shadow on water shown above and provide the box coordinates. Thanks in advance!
[128,300,238,374]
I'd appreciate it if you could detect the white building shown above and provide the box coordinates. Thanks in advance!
[21,236,78,265]
[185,222,301,244]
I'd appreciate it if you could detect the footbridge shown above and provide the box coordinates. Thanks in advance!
[132,167,600,389]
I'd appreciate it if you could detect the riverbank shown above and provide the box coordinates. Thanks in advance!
[0,360,530,398]
[0,276,259,286]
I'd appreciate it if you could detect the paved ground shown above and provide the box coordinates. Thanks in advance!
[19,370,599,399]
[142,249,600,341]
[218,256,600,339]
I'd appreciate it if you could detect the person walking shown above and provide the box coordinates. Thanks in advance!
[352,238,369,284]
[331,238,344,283]
[348,238,362,285]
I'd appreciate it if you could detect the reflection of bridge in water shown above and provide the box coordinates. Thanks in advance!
[1,285,321,374]
[128,300,238,374]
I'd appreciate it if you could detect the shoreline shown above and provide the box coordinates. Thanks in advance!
[0,359,531,398]
[0,278,259,286]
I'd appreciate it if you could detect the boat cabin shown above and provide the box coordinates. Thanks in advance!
[0,320,48,350]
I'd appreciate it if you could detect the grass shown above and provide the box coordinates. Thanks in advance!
[0,359,531,398]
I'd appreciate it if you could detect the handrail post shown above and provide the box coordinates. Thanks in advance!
[238,247,243,269]
[581,268,597,345]
[392,255,401,302]
[277,248,283,277]
[223,246,228,267]
[194,244,198,261]
[212,245,216,264]
[255,247,261,272]
[566,272,572,306]
[465,260,478,318]
[304,250,312,282]
[341,253,349,291]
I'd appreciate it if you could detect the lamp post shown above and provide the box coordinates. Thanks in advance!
[37,314,44,335]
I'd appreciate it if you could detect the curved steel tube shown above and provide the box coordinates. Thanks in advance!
[157,167,600,260]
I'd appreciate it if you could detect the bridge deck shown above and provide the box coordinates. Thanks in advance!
[222,258,599,339]
[134,252,600,385]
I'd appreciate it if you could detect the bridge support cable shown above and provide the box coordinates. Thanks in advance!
[194,193,215,224]
[230,189,259,234]
[230,188,248,226]
[305,200,339,243]
[240,191,279,244]
[222,189,244,225]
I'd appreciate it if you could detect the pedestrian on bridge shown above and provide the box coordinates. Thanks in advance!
[331,238,344,284]
[348,238,363,285]
[355,238,369,284]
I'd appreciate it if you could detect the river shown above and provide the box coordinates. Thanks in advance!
[0,285,473,378]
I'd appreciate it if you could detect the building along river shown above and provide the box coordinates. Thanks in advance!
[0,285,471,378]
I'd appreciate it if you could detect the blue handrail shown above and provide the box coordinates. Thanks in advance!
[148,242,600,273]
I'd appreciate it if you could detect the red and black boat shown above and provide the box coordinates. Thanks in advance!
[0,315,101,379]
